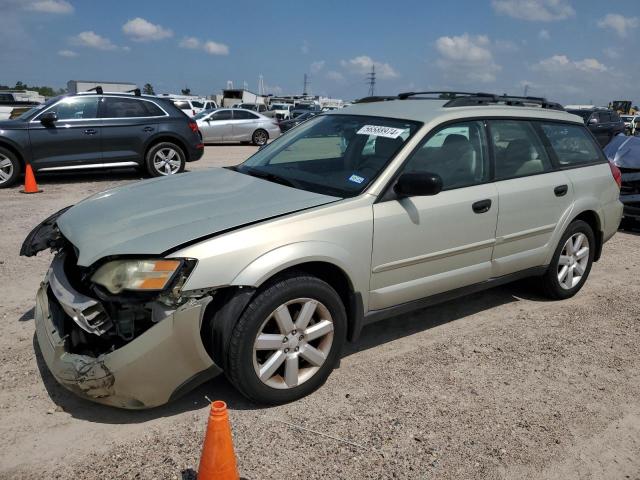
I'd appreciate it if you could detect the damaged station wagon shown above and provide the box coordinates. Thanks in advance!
[22,92,623,409]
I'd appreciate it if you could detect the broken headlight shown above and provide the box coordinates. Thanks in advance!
[91,259,188,295]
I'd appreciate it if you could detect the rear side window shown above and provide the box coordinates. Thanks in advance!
[233,110,259,120]
[143,101,165,116]
[102,97,158,118]
[539,123,602,166]
[490,120,551,180]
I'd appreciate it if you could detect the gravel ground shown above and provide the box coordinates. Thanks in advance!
[1,146,639,479]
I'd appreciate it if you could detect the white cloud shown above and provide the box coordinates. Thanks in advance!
[603,47,620,59]
[122,17,172,42]
[57,49,77,57]
[435,33,501,83]
[538,29,550,40]
[340,55,399,79]
[179,36,200,49]
[492,0,575,21]
[495,39,519,52]
[597,13,639,38]
[26,0,73,14]
[310,60,325,73]
[326,70,345,81]
[301,40,310,54]
[533,54,608,73]
[70,31,117,50]
[202,40,229,55]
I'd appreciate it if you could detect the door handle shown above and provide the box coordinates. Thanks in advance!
[554,184,568,197]
[83,128,97,135]
[143,126,154,132]
[472,199,492,214]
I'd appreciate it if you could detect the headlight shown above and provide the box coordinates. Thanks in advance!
[91,259,183,294]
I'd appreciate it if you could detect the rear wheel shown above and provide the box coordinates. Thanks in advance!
[540,220,595,299]
[0,147,21,189]
[145,142,185,177]
[226,273,346,404]
[252,129,268,146]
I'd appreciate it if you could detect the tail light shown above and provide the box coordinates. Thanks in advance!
[609,161,622,189]
[188,120,199,134]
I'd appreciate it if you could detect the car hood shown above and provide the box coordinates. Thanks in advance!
[57,167,340,266]
[604,135,640,169]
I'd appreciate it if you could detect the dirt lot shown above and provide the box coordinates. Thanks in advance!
[1,146,639,479]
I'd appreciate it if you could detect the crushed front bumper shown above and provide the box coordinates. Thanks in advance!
[34,262,222,409]
[621,170,640,220]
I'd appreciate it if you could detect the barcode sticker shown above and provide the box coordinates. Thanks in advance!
[356,125,406,139]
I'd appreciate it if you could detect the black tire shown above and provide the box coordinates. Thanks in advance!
[252,129,268,146]
[0,146,22,189]
[226,273,346,404]
[144,142,186,177]
[540,220,595,300]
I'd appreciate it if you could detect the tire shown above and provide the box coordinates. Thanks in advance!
[252,129,268,146]
[226,273,346,404]
[0,146,21,189]
[540,220,595,300]
[144,142,185,177]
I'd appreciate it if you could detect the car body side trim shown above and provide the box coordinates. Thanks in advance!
[362,265,547,327]
[38,161,139,171]
[495,223,556,244]
[372,238,496,274]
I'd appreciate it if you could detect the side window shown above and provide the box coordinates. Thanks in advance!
[490,120,551,180]
[233,110,258,120]
[41,96,99,120]
[102,97,151,118]
[211,110,232,121]
[403,121,489,190]
[143,101,165,116]
[191,101,204,109]
[597,112,611,123]
[539,122,602,166]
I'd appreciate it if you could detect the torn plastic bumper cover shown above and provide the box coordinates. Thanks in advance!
[35,258,222,409]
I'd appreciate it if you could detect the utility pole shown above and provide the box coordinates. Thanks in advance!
[523,83,529,97]
[258,74,264,95]
[366,65,376,97]
[303,73,310,96]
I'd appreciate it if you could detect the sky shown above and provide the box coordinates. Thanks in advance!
[1,0,639,105]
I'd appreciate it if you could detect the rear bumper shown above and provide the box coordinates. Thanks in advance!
[34,262,221,409]
[187,143,205,162]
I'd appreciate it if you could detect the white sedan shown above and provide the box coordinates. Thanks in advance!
[195,108,281,145]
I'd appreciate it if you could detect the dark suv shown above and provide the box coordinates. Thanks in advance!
[565,107,625,147]
[0,91,204,188]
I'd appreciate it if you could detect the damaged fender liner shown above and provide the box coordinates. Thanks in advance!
[20,205,73,257]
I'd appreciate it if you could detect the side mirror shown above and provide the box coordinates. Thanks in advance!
[588,117,598,125]
[39,111,58,125]
[394,172,443,197]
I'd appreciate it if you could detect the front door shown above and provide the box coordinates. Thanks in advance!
[488,119,574,276]
[200,110,233,142]
[370,121,498,310]
[28,95,102,170]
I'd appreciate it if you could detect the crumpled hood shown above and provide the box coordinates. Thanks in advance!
[57,168,339,266]
[604,134,640,170]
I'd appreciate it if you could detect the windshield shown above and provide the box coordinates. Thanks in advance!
[566,110,592,122]
[270,104,288,110]
[193,109,214,120]
[236,114,421,198]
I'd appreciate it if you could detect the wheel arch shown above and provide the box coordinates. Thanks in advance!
[0,140,25,167]
[144,135,188,160]
[571,209,603,261]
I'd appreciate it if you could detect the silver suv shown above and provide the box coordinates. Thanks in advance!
[23,92,623,408]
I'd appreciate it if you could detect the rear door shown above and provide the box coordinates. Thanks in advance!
[199,109,233,142]
[230,110,260,141]
[28,95,102,170]
[99,96,165,165]
[489,119,574,276]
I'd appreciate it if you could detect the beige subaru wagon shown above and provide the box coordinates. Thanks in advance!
[22,92,623,408]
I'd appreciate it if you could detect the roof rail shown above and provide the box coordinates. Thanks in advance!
[126,88,142,96]
[397,91,480,100]
[444,93,564,110]
[353,95,398,104]
[85,86,103,94]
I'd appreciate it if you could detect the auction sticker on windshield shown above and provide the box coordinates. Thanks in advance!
[357,125,406,139]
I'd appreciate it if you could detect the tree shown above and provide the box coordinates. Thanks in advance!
[181,87,191,95]
[143,83,155,95]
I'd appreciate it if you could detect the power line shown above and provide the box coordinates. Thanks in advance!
[366,65,376,96]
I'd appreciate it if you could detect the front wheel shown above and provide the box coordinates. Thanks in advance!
[145,142,185,177]
[540,220,595,299]
[252,129,268,146]
[226,274,346,404]
[0,147,21,188]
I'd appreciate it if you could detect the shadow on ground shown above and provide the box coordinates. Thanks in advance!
[32,278,548,424]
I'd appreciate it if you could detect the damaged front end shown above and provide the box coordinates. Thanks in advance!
[604,135,640,222]
[24,212,222,409]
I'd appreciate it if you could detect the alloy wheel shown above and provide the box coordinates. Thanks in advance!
[253,298,334,389]
[0,154,14,185]
[557,232,590,290]
[253,130,268,146]
[153,148,181,175]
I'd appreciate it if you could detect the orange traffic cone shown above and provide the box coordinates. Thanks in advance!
[21,163,41,194]
[197,400,240,480]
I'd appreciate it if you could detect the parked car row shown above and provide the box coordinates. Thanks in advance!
[565,107,625,147]
[195,108,281,145]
